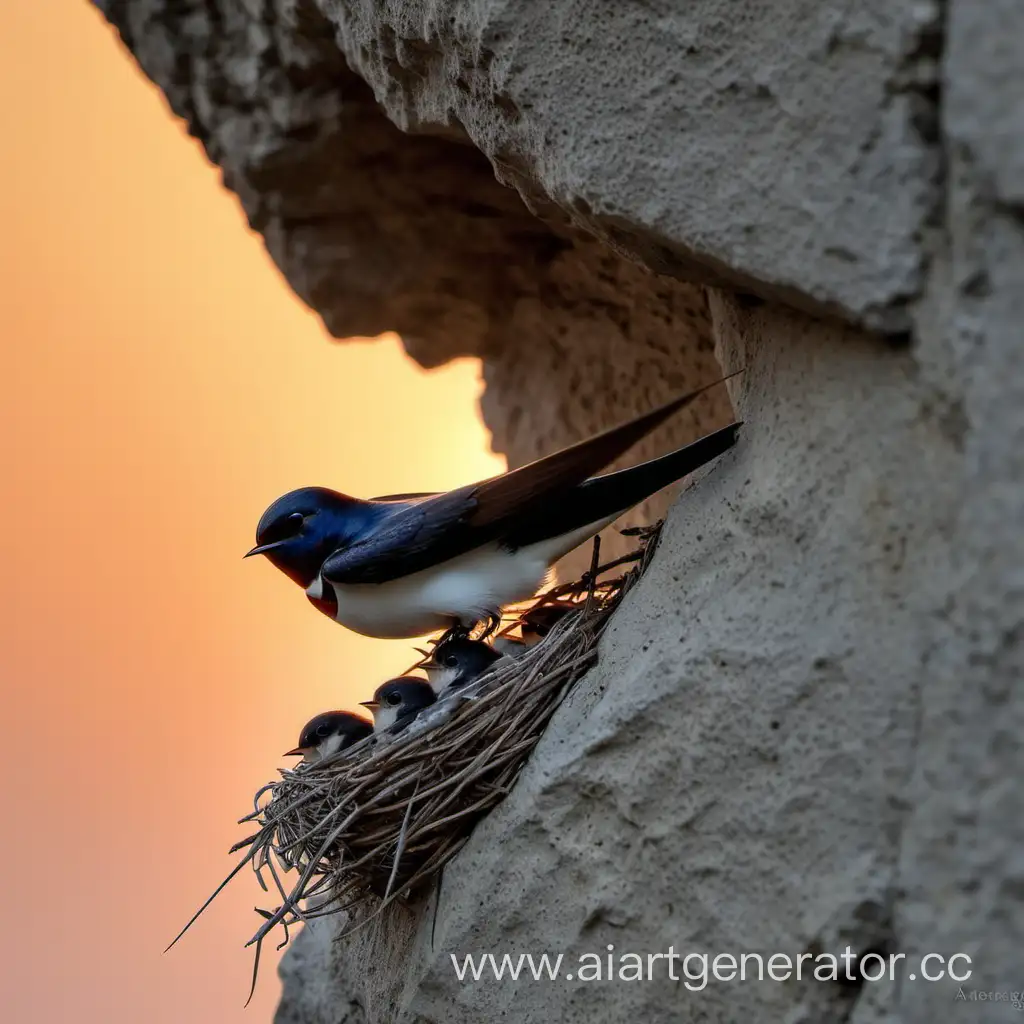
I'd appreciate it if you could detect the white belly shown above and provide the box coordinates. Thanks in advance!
[327,541,553,639]
[309,515,619,640]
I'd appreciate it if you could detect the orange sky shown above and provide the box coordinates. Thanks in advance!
[0,4,502,1020]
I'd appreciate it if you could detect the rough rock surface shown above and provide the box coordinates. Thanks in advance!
[95,0,1024,1021]
[97,0,948,334]
[326,0,945,331]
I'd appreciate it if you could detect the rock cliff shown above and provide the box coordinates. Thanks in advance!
[96,1,1024,1020]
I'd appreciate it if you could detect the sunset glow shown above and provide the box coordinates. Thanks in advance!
[0,3,503,1021]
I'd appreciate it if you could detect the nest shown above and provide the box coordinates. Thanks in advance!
[175,525,662,997]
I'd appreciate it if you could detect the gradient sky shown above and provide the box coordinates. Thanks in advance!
[0,3,502,1020]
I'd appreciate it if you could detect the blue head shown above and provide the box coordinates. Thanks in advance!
[360,677,437,733]
[246,486,375,588]
[284,710,373,763]
[425,637,502,691]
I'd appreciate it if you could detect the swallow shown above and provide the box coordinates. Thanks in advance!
[494,603,576,656]
[360,677,437,733]
[283,710,373,764]
[522,603,574,643]
[247,375,741,639]
[425,636,503,693]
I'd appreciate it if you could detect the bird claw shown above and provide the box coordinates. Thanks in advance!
[478,613,501,640]
[439,614,500,644]
[437,623,470,647]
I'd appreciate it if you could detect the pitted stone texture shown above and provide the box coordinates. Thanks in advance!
[886,10,1024,1015]
[273,911,366,1024]
[324,0,944,330]
[944,0,1024,209]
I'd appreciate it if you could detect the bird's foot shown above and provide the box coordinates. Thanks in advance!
[437,622,471,647]
[477,612,502,640]
[438,613,501,644]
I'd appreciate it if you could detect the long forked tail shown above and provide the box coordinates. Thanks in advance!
[507,421,742,548]
[471,370,743,529]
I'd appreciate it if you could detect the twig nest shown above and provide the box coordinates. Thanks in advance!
[242,526,661,950]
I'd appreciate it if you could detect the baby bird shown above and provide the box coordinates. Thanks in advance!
[494,603,575,657]
[283,710,373,764]
[521,603,574,644]
[425,636,503,693]
[360,677,437,733]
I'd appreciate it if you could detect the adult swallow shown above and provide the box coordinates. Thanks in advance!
[360,677,437,733]
[247,375,741,639]
[425,636,503,693]
[283,711,373,764]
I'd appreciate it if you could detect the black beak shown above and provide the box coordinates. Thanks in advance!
[282,747,309,757]
[244,539,289,558]
[359,700,380,711]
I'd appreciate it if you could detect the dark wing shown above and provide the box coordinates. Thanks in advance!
[369,491,439,502]
[468,371,741,531]
[505,421,741,548]
[320,484,484,584]
[322,374,739,585]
